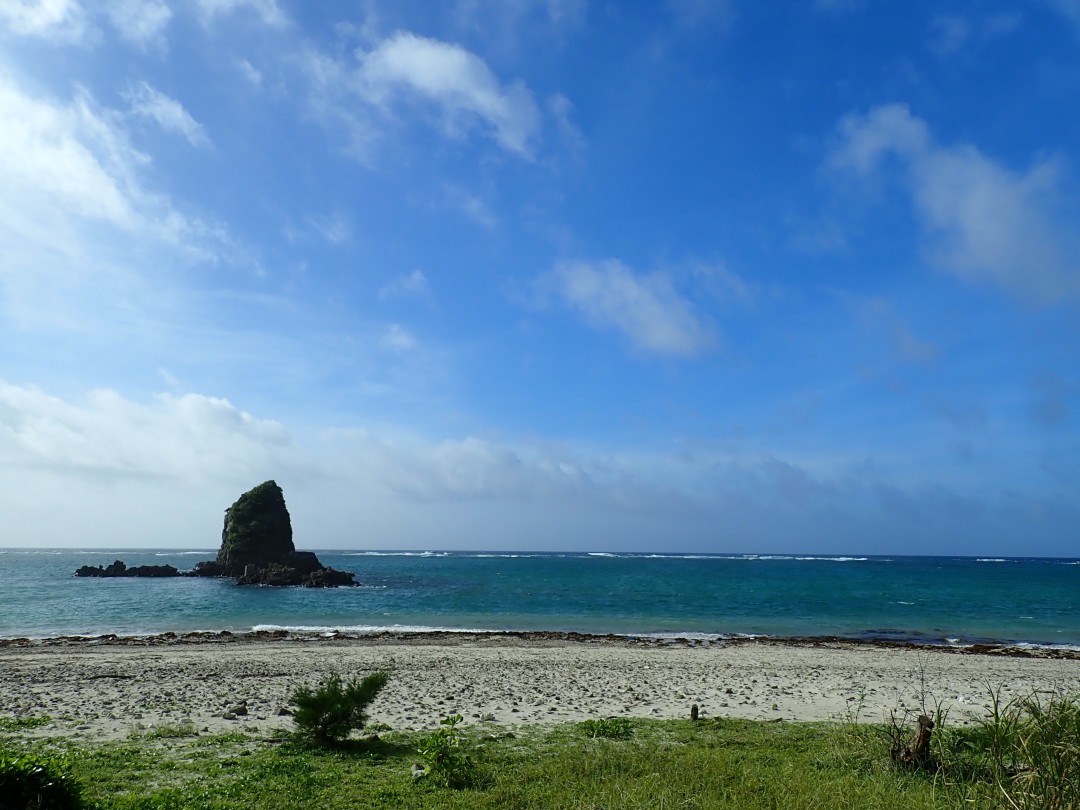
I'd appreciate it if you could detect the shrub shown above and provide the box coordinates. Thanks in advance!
[417,714,474,788]
[0,750,85,809]
[290,671,389,747]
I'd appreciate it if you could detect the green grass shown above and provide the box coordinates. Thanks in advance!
[0,715,51,732]
[1,698,1077,809]
[0,720,969,809]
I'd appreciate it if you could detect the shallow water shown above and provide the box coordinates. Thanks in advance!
[2,549,1078,646]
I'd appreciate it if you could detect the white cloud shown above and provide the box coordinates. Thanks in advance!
[195,0,286,27]
[691,260,757,308]
[0,71,227,252]
[548,92,586,157]
[451,0,586,47]
[543,259,714,356]
[324,428,607,504]
[831,103,1080,304]
[0,70,235,338]
[299,31,546,161]
[379,270,430,301]
[355,32,540,157]
[0,381,1074,553]
[443,185,497,229]
[0,382,306,547]
[0,0,91,43]
[237,58,264,86]
[380,323,417,352]
[0,73,140,231]
[106,0,171,48]
[298,45,380,159]
[297,212,350,245]
[0,382,292,483]
[125,81,210,147]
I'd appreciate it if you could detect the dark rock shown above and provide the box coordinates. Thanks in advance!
[189,560,224,577]
[74,561,181,578]
[189,480,358,588]
[74,562,119,577]
[75,481,357,587]
[216,480,294,575]
[127,564,181,577]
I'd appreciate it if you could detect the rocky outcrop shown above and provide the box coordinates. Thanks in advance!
[75,561,181,578]
[219,479,295,573]
[74,481,357,587]
[188,480,357,588]
[234,559,357,587]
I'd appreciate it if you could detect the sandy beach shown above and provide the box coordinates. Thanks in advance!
[1,633,1077,743]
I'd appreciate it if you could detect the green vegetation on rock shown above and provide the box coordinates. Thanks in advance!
[219,480,294,566]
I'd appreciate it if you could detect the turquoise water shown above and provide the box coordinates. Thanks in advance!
[1,550,1078,646]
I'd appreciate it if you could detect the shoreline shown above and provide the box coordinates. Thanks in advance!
[3,633,1078,744]
[2,628,1079,659]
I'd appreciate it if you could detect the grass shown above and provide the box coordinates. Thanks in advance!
[0,715,51,732]
[1,693,1077,808]
[0,719,991,809]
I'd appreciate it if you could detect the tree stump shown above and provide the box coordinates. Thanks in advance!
[894,714,935,769]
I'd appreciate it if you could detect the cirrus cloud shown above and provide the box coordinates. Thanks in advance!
[124,81,211,147]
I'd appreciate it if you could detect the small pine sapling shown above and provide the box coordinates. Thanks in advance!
[290,671,390,747]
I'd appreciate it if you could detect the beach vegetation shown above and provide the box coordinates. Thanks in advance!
[578,716,633,739]
[1,691,1078,808]
[290,671,390,748]
[139,721,200,739]
[0,715,51,732]
[415,713,475,789]
[0,749,85,809]
[942,687,1080,809]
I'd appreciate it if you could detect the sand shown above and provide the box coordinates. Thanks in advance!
[1,633,1078,742]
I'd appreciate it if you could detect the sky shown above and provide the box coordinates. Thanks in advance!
[1,0,1078,555]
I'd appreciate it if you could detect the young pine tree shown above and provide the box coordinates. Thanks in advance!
[290,671,390,747]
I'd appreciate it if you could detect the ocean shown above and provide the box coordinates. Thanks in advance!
[2,550,1078,648]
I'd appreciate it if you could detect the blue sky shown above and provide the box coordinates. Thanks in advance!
[1,0,1077,555]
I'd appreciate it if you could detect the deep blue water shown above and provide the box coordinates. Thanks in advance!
[2,549,1079,647]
